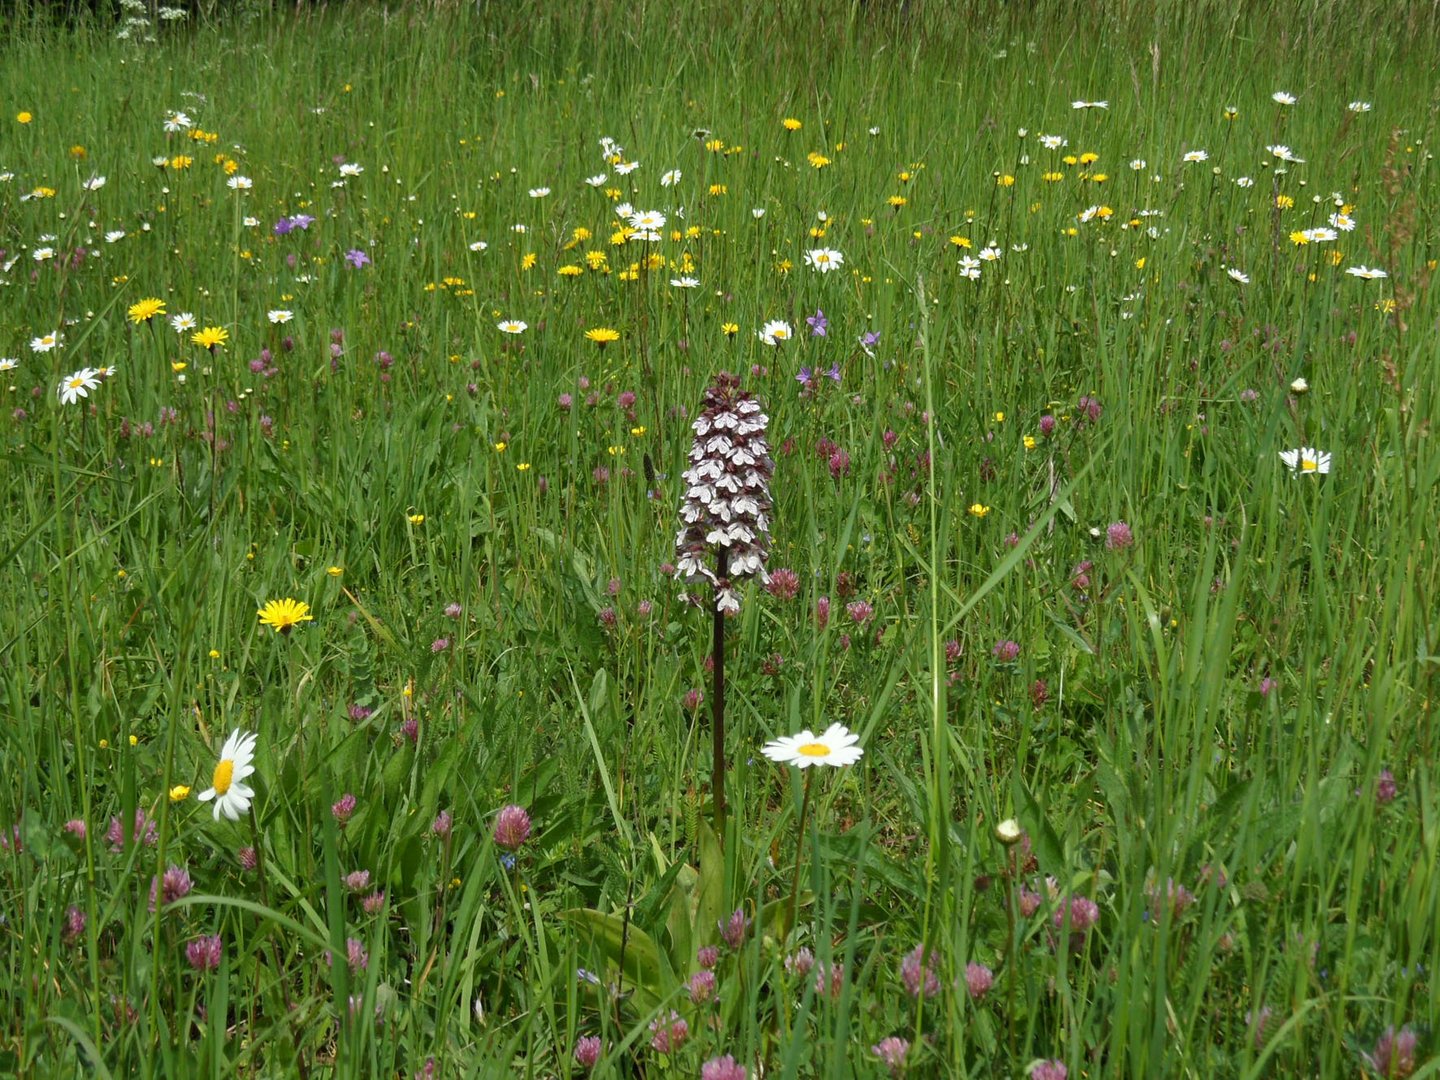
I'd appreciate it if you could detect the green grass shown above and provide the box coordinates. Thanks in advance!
[1,1,1437,1076]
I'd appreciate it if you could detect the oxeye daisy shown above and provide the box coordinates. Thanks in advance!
[497,319,527,334]
[758,319,792,345]
[197,730,258,821]
[804,248,844,273]
[57,368,100,405]
[1279,447,1331,475]
[257,597,313,633]
[761,724,864,769]
[170,312,197,334]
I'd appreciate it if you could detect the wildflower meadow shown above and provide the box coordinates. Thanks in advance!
[2,1,1438,1075]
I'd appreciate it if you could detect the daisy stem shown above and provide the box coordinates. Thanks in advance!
[786,769,816,944]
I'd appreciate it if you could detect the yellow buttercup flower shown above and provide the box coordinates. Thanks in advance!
[968,503,991,518]
[169,785,192,802]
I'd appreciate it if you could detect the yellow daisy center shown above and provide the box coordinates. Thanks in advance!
[797,742,831,757]
[212,757,234,795]
[1301,459,1317,471]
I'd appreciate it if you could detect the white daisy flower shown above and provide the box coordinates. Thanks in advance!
[1345,265,1387,279]
[1272,91,1296,105]
[468,240,489,252]
[1278,447,1331,475]
[1183,150,1209,163]
[757,319,792,345]
[669,276,699,288]
[338,162,363,177]
[82,175,107,191]
[629,209,666,231]
[197,729,259,821]
[227,175,252,190]
[30,331,62,353]
[1227,268,1250,284]
[267,309,293,324]
[584,174,608,187]
[1071,100,1108,109]
[760,723,863,769]
[1347,101,1372,113]
[57,367,99,404]
[660,169,682,186]
[528,186,550,198]
[105,230,127,243]
[497,319,527,334]
[170,312,196,334]
[804,248,843,273]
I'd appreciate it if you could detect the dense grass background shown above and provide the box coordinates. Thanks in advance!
[2,1,1437,1076]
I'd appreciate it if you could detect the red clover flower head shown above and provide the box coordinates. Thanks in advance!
[1105,520,1134,550]
[719,908,751,949]
[675,373,774,614]
[332,793,357,825]
[648,1011,689,1054]
[900,944,941,999]
[493,804,532,851]
[688,969,717,1003]
[1363,1026,1418,1078]
[1031,1062,1068,1080]
[964,961,994,999]
[149,865,193,912]
[701,1055,748,1080]
[185,934,223,972]
[871,1036,910,1077]
[573,1036,602,1070]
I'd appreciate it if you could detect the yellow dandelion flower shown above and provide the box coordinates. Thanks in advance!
[127,297,166,324]
[257,598,313,634]
[520,252,537,270]
[585,327,620,347]
[722,322,739,337]
[192,326,229,350]
[888,195,908,207]
[782,118,802,131]
[17,111,33,124]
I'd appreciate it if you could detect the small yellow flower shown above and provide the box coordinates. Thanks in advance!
[806,152,831,168]
[99,739,109,749]
[128,297,166,324]
[722,322,739,337]
[171,362,187,373]
[16,111,33,124]
[585,327,620,347]
[993,412,1005,423]
[888,195,908,207]
[557,264,583,277]
[782,118,802,131]
[408,513,425,525]
[1275,194,1295,209]
[326,566,344,577]
[1135,257,1146,269]
[949,235,972,248]
[493,441,507,452]
[516,462,531,471]
[1079,152,1099,165]
[209,649,221,659]
[709,183,728,196]
[169,785,192,802]
[257,597,313,634]
[1024,435,1037,450]
[129,735,138,746]
[169,155,193,170]
[968,503,991,518]
[997,174,1015,187]
[520,252,538,270]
